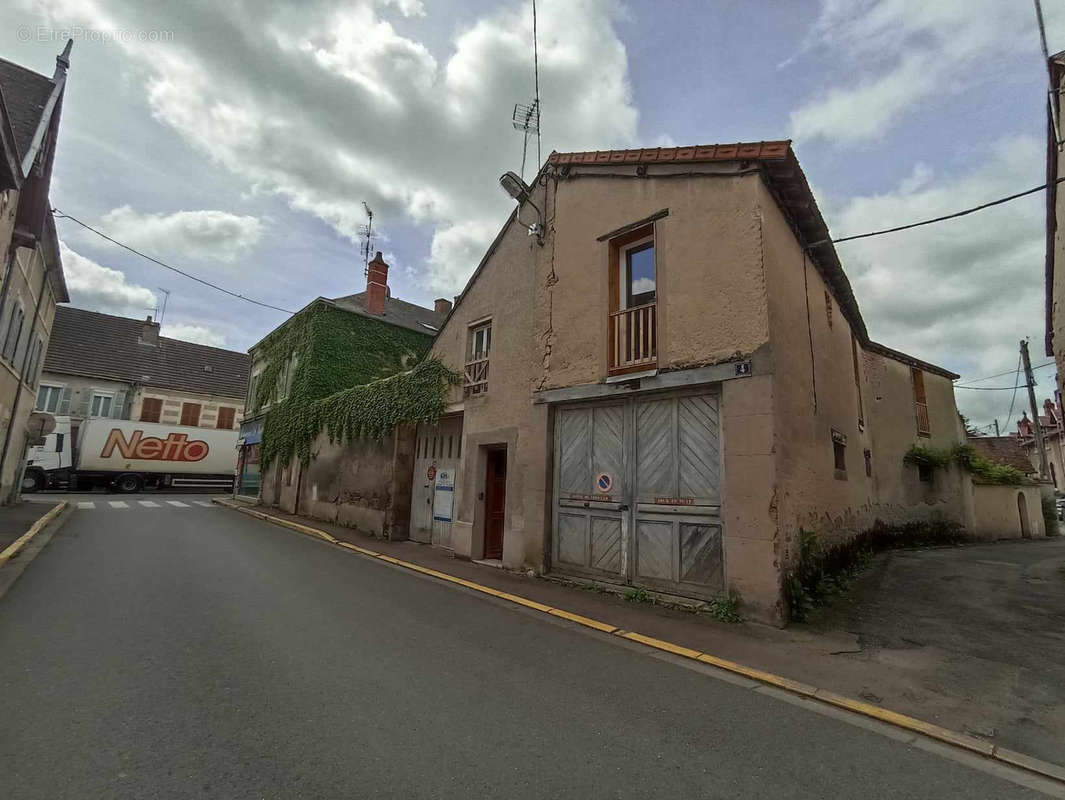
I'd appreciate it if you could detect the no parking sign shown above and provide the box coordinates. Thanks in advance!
[595,472,613,494]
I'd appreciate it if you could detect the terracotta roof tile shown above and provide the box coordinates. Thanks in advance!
[548,141,792,168]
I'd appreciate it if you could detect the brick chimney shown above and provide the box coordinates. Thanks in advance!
[139,315,160,346]
[366,251,389,315]
[434,298,452,315]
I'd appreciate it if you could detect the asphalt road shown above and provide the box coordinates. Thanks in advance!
[0,498,1052,799]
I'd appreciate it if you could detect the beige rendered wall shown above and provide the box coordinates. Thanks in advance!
[758,176,972,582]
[0,234,61,503]
[540,164,768,389]
[431,201,548,569]
[971,483,1046,540]
[1052,64,1065,404]
[432,168,777,601]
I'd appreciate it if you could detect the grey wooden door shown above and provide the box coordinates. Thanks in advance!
[632,393,724,597]
[552,402,628,580]
[551,391,724,598]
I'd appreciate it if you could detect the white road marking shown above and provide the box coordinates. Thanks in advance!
[138,501,161,508]
[194,501,214,507]
[109,501,129,509]
[77,501,95,509]
[165,500,190,508]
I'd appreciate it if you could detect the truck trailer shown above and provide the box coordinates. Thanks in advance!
[23,417,238,493]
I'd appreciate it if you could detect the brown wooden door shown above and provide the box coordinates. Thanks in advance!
[484,449,507,560]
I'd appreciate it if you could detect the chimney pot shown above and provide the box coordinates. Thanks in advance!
[434,298,453,315]
[366,252,389,315]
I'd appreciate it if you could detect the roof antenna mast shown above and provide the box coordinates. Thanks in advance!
[511,0,542,181]
[360,202,374,278]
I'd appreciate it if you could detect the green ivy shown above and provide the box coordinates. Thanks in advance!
[950,444,1028,485]
[251,301,457,468]
[902,443,1029,485]
[261,358,459,468]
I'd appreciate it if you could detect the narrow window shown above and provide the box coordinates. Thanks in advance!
[832,429,847,479]
[465,321,492,395]
[448,435,453,458]
[864,448,872,477]
[140,397,163,423]
[180,402,202,427]
[625,241,656,308]
[825,290,833,328]
[457,435,462,459]
[1052,462,1058,488]
[912,368,930,436]
[217,406,236,429]
[3,303,24,362]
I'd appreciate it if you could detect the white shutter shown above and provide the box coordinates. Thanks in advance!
[75,390,91,418]
[57,387,72,415]
[113,390,127,419]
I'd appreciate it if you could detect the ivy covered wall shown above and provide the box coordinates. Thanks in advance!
[250,301,457,469]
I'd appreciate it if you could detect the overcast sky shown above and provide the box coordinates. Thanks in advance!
[2,0,1063,432]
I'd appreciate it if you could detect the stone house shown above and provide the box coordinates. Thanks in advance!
[37,306,250,455]
[244,252,449,528]
[419,141,1036,624]
[0,43,72,503]
[1017,397,1065,491]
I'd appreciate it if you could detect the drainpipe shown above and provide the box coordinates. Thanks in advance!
[0,255,53,501]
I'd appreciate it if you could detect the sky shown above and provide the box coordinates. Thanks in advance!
[1,0,1063,433]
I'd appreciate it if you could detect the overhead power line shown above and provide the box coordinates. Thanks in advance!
[52,209,297,316]
[956,361,1054,385]
[809,176,1065,248]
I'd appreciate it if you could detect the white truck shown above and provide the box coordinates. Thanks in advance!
[23,417,238,493]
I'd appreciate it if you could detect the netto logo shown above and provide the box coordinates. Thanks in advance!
[100,429,210,462]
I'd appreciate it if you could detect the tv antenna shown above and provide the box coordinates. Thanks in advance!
[511,0,542,181]
[360,202,374,277]
[155,287,170,325]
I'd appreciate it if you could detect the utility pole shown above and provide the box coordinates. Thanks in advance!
[1022,338,1051,479]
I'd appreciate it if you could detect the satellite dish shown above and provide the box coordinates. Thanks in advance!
[26,411,56,441]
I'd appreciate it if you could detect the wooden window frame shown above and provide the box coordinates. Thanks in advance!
[911,368,930,437]
[464,319,491,396]
[608,223,658,375]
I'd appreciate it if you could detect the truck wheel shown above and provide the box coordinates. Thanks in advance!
[21,469,44,493]
[115,474,143,494]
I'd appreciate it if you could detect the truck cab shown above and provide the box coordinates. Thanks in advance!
[23,416,73,491]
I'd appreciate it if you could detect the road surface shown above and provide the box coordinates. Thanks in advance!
[0,496,1054,798]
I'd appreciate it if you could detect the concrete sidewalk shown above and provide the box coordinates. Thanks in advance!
[222,497,1065,773]
[0,502,61,552]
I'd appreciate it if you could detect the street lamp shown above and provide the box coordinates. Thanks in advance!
[499,171,544,244]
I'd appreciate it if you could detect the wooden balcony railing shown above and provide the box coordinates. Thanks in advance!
[464,357,489,396]
[609,302,657,373]
[915,401,930,436]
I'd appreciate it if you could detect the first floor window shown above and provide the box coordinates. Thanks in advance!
[36,384,63,413]
[216,406,235,429]
[90,393,113,418]
[140,397,163,423]
[180,402,201,427]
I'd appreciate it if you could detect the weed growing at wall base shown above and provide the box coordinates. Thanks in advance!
[784,521,967,622]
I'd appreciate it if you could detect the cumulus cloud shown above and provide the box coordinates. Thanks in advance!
[59,241,156,317]
[29,0,637,291]
[790,0,1065,144]
[162,322,227,348]
[824,136,1046,427]
[100,206,263,263]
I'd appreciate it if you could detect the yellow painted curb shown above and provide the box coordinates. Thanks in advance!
[212,498,1065,785]
[0,501,67,568]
